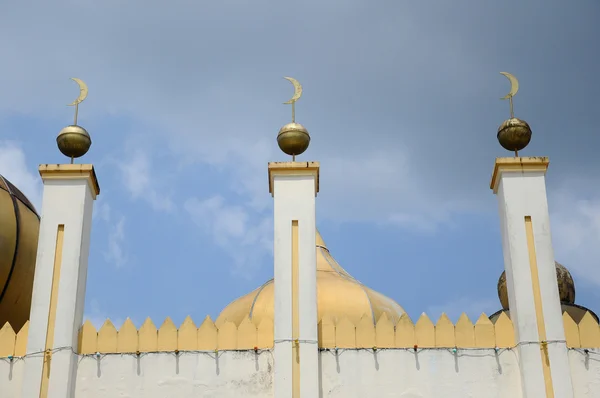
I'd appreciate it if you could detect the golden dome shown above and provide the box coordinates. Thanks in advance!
[0,175,40,330]
[497,261,575,310]
[216,230,405,327]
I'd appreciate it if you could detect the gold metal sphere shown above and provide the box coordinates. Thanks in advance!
[277,122,310,157]
[498,261,575,309]
[497,118,532,153]
[57,125,92,159]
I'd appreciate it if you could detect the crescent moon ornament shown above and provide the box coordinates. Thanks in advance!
[67,77,89,126]
[499,72,519,119]
[68,78,88,107]
[58,78,92,164]
[283,77,303,123]
[283,77,303,104]
[496,72,532,157]
[499,72,519,100]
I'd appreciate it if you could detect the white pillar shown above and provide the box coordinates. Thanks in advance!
[269,161,319,398]
[491,157,573,398]
[22,164,99,398]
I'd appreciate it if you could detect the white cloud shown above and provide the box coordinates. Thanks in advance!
[0,1,496,231]
[184,195,272,278]
[317,150,467,231]
[93,197,128,268]
[103,216,128,269]
[0,142,42,210]
[92,198,111,222]
[550,184,600,288]
[0,0,594,235]
[119,150,175,213]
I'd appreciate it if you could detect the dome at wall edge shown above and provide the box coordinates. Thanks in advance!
[0,174,40,331]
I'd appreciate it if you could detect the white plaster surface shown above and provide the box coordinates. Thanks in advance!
[496,168,574,397]
[2,349,599,397]
[22,176,96,398]
[272,172,319,398]
[569,349,600,397]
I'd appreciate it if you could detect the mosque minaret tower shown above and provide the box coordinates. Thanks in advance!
[21,78,100,398]
[490,72,574,398]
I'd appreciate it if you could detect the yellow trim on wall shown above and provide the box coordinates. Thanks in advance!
[2,310,600,358]
[38,164,100,198]
[267,161,320,196]
[524,216,555,398]
[490,157,549,193]
[39,224,65,398]
[291,220,300,398]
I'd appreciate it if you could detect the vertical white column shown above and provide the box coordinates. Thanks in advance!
[269,161,319,398]
[491,157,573,398]
[22,164,99,398]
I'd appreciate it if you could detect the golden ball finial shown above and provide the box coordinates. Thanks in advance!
[57,125,92,160]
[497,72,531,155]
[497,117,532,155]
[277,122,310,158]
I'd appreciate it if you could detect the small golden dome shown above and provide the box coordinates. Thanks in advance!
[497,261,575,310]
[0,175,40,331]
[277,122,310,157]
[216,230,405,327]
[57,125,92,159]
[497,117,532,153]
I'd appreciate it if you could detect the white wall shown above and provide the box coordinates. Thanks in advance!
[569,350,600,397]
[2,349,599,397]
[320,349,521,398]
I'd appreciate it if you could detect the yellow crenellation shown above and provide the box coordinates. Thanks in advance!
[317,312,600,350]
[0,311,599,356]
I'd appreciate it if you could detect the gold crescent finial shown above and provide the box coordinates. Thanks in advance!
[499,72,519,118]
[283,77,303,122]
[57,78,92,164]
[67,78,89,125]
[497,72,531,157]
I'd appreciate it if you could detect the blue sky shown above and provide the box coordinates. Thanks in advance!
[1,0,599,329]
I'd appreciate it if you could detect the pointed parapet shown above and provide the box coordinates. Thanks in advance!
[455,314,475,348]
[562,312,580,348]
[15,321,29,357]
[494,312,515,348]
[178,316,198,351]
[97,320,118,353]
[579,312,600,348]
[237,317,257,349]
[375,313,395,348]
[318,315,336,349]
[217,321,238,350]
[78,320,98,354]
[395,313,415,348]
[198,316,218,351]
[139,318,158,352]
[118,318,138,353]
[474,314,495,348]
[435,313,455,348]
[0,323,16,357]
[356,315,376,348]
[335,317,356,348]
[415,314,435,348]
[158,317,178,352]
[257,317,274,349]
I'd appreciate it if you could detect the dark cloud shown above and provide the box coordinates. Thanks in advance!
[0,0,598,223]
